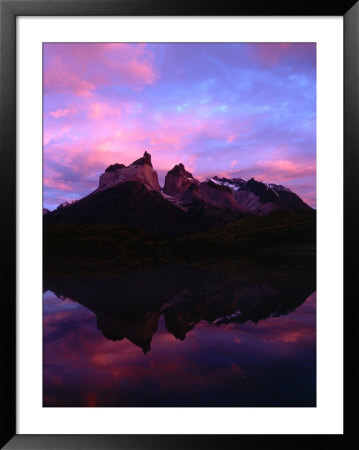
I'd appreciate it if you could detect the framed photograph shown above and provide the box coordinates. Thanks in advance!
[1,0,357,448]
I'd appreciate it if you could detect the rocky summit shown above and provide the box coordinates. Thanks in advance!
[163,163,199,197]
[94,151,161,193]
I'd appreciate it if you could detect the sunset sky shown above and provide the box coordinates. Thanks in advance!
[43,43,316,210]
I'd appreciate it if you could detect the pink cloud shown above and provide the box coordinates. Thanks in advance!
[43,178,74,192]
[43,124,71,146]
[44,55,96,96]
[44,43,158,96]
[117,58,157,88]
[256,159,316,179]
[49,107,77,118]
[87,102,122,120]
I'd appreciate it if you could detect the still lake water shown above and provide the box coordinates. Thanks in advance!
[43,262,316,407]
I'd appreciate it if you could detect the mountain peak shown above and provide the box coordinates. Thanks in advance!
[129,151,153,168]
[95,151,160,194]
[164,163,199,197]
[168,163,193,178]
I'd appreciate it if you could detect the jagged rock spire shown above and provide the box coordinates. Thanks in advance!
[130,151,153,168]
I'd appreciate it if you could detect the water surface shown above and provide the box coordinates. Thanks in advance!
[43,261,316,407]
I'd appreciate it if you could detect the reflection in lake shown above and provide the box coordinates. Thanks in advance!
[43,261,316,407]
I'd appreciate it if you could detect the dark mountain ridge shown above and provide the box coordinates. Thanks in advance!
[44,181,197,237]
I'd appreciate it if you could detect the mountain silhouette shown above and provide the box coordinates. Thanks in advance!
[44,152,312,237]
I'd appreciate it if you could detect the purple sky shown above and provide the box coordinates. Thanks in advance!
[43,43,316,210]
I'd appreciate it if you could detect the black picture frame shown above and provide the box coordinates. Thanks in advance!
[1,1,357,448]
